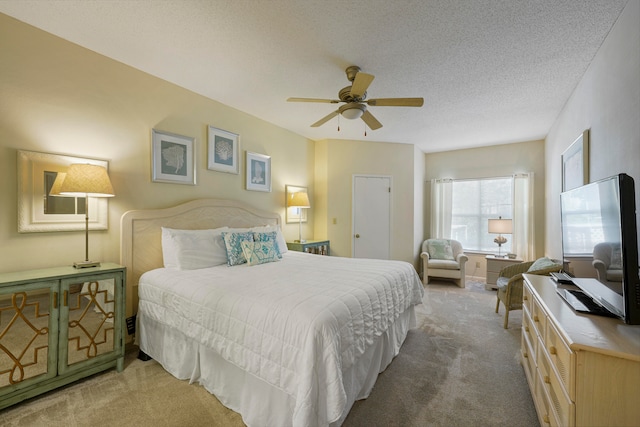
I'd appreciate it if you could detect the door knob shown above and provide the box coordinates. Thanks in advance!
[355,234,360,238]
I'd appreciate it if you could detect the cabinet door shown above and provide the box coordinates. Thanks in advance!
[59,272,124,373]
[0,281,59,394]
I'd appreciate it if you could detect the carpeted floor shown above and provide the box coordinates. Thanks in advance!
[1,278,539,427]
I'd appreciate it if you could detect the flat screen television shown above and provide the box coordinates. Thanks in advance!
[559,173,640,324]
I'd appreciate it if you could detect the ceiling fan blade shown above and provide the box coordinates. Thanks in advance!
[361,110,383,130]
[311,110,339,127]
[350,72,375,98]
[287,97,339,104]
[367,97,424,107]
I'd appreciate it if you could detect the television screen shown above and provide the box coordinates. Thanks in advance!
[560,173,640,324]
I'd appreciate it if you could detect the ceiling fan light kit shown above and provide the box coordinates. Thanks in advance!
[287,65,424,130]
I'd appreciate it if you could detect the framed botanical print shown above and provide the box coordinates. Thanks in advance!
[246,151,271,192]
[207,126,239,174]
[151,129,196,185]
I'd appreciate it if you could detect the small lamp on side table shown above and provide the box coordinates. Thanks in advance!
[288,191,310,243]
[488,216,512,258]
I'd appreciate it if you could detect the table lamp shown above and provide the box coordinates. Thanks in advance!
[59,164,115,268]
[488,216,512,258]
[288,191,310,243]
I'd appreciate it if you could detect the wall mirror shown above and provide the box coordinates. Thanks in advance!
[285,185,309,224]
[17,150,109,233]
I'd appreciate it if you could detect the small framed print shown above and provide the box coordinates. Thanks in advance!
[562,129,589,191]
[246,151,271,192]
[151,129,196,185]
[207,126,239,174]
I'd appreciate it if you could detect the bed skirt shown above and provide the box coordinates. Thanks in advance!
[137,306,416,427]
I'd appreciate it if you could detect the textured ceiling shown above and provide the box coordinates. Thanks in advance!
[0,0,629,153]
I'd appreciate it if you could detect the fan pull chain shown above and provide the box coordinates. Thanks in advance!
[364,122,367,137]
[337,114,341,132]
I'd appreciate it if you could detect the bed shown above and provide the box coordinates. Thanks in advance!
[120,198,424,427]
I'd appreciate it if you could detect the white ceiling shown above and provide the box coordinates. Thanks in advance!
[0,1,629,153]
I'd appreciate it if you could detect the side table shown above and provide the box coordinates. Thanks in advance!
[486,255,522,290]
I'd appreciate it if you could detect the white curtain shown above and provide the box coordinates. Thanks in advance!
[430,178,453,238]
[512,173,535,261]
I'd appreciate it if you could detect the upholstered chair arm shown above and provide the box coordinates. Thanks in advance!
[420,251,430,261]
[592,259,607,281]
[499,261,534,278]
[456,253,468,265]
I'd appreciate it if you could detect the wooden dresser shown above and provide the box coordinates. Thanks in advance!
[521,274,640,426]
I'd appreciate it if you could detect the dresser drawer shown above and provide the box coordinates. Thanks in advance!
[530,295,547,339]
[537,341,574,427]
[534,369,555,426]
[521,323,536,383]
[522,308,537,363]
[545,320,574,400]
[522,284,533,314]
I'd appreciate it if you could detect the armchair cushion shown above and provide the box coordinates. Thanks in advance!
[426,239,454,260]
[527,257,563,274]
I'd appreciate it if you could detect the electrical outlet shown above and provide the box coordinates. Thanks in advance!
[476,261,481,268]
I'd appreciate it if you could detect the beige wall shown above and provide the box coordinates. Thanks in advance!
[424,140,547,276]
[0,14,314,315]
[314,139,419,266]
[545,0,640,262]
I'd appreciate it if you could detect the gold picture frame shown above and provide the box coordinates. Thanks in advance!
[17,150,109,233]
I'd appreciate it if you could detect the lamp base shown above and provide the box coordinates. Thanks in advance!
[73,260,101,269]
[294,239,307,243]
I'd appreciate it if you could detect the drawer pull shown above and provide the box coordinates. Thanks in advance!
[544,375,550,384]
[525,326,529,332]
[523,351,528,358]
[533,315,539,322]
[53,292,58,309]
[543,414,550,424]
[549,346,557,355]
[523,295,528,301]
[63,290,68,307]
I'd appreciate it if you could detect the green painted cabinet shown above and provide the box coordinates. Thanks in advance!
[0,263,125,410]
[286,240,330,255]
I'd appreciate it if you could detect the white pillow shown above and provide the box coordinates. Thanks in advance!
[161,227,229,270]
[250,225,288,254]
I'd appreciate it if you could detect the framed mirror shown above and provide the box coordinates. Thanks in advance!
[17,150,110,233]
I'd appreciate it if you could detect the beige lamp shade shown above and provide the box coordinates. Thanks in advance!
[49,172,67,196]
[288,191,310,208]
[488,217,513,234]
[60,164,115,197]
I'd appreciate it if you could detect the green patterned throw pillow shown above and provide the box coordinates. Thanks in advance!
[427,239,454,260]
[222,231,254,266]
[241,240,281,266]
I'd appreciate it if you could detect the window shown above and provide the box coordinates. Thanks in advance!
[451,177,513,252]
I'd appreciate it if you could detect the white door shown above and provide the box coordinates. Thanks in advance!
[352,175,391,259]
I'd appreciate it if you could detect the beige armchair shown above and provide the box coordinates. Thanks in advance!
[420,239,468,288]
[495,257,562,328]
[592,242,623,292]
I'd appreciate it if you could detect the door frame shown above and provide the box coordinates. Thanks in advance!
[351,174,393,258]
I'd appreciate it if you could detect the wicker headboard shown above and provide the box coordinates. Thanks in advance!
[120,198,281,310]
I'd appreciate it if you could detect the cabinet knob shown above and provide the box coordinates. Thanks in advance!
[533,315,539,322]
[525,326,529,332]
[549,346,557,355]
[543,414,550,424]
[355,234,360,238]
[544,375,550,384]
[523,351,528,358]
[523,295,528,301]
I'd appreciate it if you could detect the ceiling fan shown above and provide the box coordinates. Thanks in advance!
[287,66,424,130]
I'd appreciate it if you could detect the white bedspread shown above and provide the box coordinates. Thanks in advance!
[138,251,424,426]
